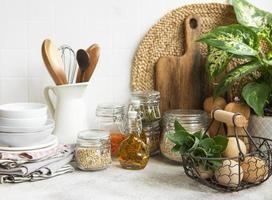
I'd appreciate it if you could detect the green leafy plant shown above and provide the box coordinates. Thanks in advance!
[167,121,228,170]
[198,0,272,116]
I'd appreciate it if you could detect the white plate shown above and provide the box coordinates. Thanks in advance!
[0,103,48,119]
[0,115,47,128]
[0,135,58,151]
[0,127,54,147]
[0,119,55,133]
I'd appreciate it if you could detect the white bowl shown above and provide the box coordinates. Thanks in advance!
[0,103,48,119]
[0,116,48,128]
[0,119,55,133]
[0,127,54,147]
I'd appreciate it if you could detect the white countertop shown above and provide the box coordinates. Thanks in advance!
[0,156,271,200]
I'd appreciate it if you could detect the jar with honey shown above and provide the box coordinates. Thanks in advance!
[96,104,126,157]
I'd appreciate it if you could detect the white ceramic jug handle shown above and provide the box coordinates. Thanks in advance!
[44,86,55,117]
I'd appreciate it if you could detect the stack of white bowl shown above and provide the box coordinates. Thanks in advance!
[0,103,55,148]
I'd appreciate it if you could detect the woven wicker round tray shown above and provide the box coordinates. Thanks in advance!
[131,3,239,98]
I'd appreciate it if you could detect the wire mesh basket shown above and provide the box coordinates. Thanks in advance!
[182,109,272,192]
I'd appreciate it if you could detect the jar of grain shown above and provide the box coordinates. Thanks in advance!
[160,110,208,163]
[96,104,126,157]
[75,130,111,171]
[142,121,161,156]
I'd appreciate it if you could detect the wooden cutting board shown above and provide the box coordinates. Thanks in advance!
[155,15,210,115]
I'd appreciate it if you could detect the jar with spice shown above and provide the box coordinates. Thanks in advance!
[96,104,126,157]
[141,121,161,156]
[160,110,208,163]
[131,91,161,123]
[75,129,111,171]
[118,111,149,170]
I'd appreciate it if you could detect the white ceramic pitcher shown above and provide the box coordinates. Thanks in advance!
[44,83,89,144]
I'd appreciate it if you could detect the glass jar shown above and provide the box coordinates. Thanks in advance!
[75,129,111,171]
[118,111,149,170]
[160,110,208,163]
[96,104,126,157]
[142,121,161,156]
[131,91,161,123]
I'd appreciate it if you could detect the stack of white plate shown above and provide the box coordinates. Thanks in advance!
[0,103,57,151]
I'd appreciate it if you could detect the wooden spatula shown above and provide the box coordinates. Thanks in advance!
[155,15,210,115]
[42,39,68,85]
[76,44,100,83]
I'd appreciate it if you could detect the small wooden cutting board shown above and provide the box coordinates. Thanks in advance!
[155,15,210,115]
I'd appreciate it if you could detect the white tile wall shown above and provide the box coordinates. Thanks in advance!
[0,0,270,125]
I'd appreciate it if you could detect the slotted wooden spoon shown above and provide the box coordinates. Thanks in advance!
[42,39,68,85]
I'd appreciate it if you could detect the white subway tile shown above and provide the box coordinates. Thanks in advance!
[0,78,28,103]
[27,21,53,50]
[28,78,43,102]
[3,20,27,49]
[110,0,140,22]
[1,49,27,77]
[110,76,130,104]
[5,0,27,21]
[112,20,140,50]
[27,0,54,21]
[83,22,112,51]
[91,50,112,78]
[111,49,131,77]
[27,49,47,77]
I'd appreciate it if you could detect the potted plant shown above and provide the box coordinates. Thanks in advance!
[198,0,272,138]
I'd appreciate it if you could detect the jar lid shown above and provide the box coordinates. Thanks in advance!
[96,104,126,117]
[164,109,207,119]
[78,129,110,140]
[163,109,208,125]
[131,91,160,103]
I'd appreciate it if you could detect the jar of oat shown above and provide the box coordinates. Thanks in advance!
[160,110,208,163]
[96,104,126,157]
[142,121,161,156]
[75,130,111,171]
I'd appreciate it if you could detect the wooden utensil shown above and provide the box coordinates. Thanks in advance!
[76,44,100,83]
[76,49,90,83]
[41,39,68,85]
[155,15,209,115]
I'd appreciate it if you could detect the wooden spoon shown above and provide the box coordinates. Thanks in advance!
[42,39,68,85]
[76,44,100,83]
[76,49,90,83]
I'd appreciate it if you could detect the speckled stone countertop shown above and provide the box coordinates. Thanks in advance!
[0,156,271,200]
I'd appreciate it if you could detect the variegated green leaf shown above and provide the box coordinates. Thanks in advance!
[199,24,258,56]
[214,61,260,96]
[206,47,232,79]
[242,82,271,116]
[231,0,272,29]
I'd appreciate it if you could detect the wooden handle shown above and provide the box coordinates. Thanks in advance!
[212,109,248,127]
[184,15,201,53]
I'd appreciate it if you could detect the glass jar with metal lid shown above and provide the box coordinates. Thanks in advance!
[160,110,208,163]
[96,104,126,157]
[75,129,111,171]
[142,121,161,156]
[131,91,161,123]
